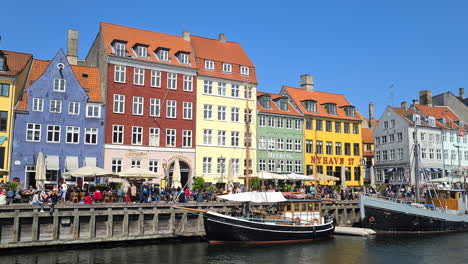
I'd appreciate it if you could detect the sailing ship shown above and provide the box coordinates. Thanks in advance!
[360,124,468,233]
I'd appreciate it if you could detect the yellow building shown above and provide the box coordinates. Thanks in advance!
[0,50,33,182]
[190,34,258,188]
[282,75,364,186]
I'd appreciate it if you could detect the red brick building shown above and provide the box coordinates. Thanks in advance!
[86,22,197,187]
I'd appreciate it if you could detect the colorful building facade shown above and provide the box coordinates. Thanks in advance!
[283,75,364,186]
[190,34,257,187]
[0,50,32,182]
[86,22,198,187]
[10,50,104,187]
[257,92,304,175]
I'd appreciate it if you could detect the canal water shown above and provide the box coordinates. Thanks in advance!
[4,233,468,264]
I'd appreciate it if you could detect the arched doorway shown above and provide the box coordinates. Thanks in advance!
[169,160,191,189]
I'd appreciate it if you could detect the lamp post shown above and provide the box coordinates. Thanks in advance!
[219,155,225,191]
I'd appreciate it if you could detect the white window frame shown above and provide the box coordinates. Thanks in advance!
[205,60,214,70]
[203,157,212,173]
[277,138,284,151]
[86,104,101,118]
[111,159,123,173]
[183,75,193,91]
[150,98,161,117]
[136,46,148,58]
[179,53,189,65]
[133,68,145,86]
[149,160,159,173]
[268,138,275,150]
[218,82,226,96]
[151,70,161,88]
[68,101,80,115]
[50,100,62,113]
[240,66,249,76]
[217,106,226,121]
[295,139,302,152]
[223,63,232,73]
[167,72,177,90]
[132,97,144,116]
[85,128,98,145]
[204,104,213,120]
[166,129,176,147]
[158,49,169,61]
[112,125,124,144]
[131,160,142,169]
[66,126,80,144]
[231,107,240,122]
[166,100,177,118]
[231,84,240,98]
[182,130,192,147]
[203,80,213,94]
[132,126,143,145]
[114,65,126,83]
[203,129,213,145]
[217,130,226,146]
[113,94,125,114]
[149,127,160,146]
[32,98,44,112]
[46,125,60,143]
[114,42,126,57]
[53,78,66,92]
[183,102,192,120]
[231,131,239,146]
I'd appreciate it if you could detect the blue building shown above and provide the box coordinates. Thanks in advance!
[11,49,104,187]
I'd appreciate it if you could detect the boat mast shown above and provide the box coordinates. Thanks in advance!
[245,85,251,191]
[414,122,420,203]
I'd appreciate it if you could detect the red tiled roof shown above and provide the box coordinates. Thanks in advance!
[257,91,302,117]
[390,106,451,129]
[100,22,196,69]
[0,50,32,77]
[414,104,463,130]
[17,59,101,111]
[283,86,362,121]
[362,128,374,143]
[190,35,257,83]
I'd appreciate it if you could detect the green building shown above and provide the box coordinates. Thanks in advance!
[256,92,304,175]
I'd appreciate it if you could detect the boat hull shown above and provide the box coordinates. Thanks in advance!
[203,212,334,244]
[360,195,468,234]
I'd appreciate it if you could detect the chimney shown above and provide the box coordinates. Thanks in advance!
[460,88,465,99]
[300,74,314,92]
[67,29,78,65]
[401,101,407,109]
[419,90,433,107]
[218,33,226,43]
[182,31,191,41]
[368,101,374,129]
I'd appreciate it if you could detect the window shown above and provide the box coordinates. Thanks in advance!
[86,104,101,118]
[259,116,266,127]
[231,84,240,97]
[203,129,212,145]
[167,73,177,89]
[218,106,226,121]
[420,132,426,141]
[32,98,44,112]
[326,121,332,132]
[149,127,160,146]
[306,140,313,153]
[151,70,161,87]
[316,120,323,131]
[277,138,284,151]
[382,135,387,144]
[382,150,388,161]
[131,160,141,168]
[269,117,275,128]
[244,109,252,123]
[316,141,323,154]
[384,121,388,129]
[398,148,404,160]
[465,151,468,161]
[305,101,316,112]
[336,142,342,155]
[178,53,189,64]
[286,139,293,151]
[295,120,301,130]
[259,159,266,171]
[397,132,403,141]
[183,102,192,120]
[114,65,126,83]
[429,149,434,159]
[166,100,177,118]
[353,124,359,134]
[132,97,144,116]
[111,159,122,173]
[50,100,62,113]
[295,140,302,152]
[344,143,351,156]
[451,150,456,160]
[344,123,350,133]
[268,160,275,172]
[46,125,60,143]
[240,66,249,76]
[259,137,266,149]
[231,107,239,122]
[114,42,126,56]
[345,107,355,117]
[376,151,381,161]
[182,130,192,147]
[166,129,176,147]
[0,112,7,132]
[67,101,80,115]
[326,141,333,155]
[435,134,441,143]
[217,130,226,146]
[112,125,124,144]
[150,98,161,117]
[132,126,143,145]
[244,133,252,147]
[217,158,226,174]
[286,161,293,173]
[421,148,427,159]
[279,99,287,111]
[66,126,79,144]
[389,134,395,143]
[218,82,226,96]
[205,60,214,70]
[326,104,336,115]
[149,160,158,173]
[389,149,395,160]
[223,63,232,73]
[268,138,275,150]
[286,119,292,129]
[203,104,213,120]
[278,118,284,128]
[133,68,145,85]
[354,167,361,181]
[353,143,360,156]
[203,157,212,173]
[244,86,252,99]
[0,83,10,97]
[135,46,147,58]
[375,137,380,145]
[53,78,66,92]
[335,122,341,133]
[203,80,213,94]
[231,131,240,146]
[183,75,193,91]
[443,132,447,142]
[306,119,312,130]
[85,128,98,144]
[158,49,169,61]
[391,119,396,128]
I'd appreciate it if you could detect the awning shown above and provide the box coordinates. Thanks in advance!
[85,157,97,167]
[65,156,79,171]
[218,192,287,203]
[46,156,60,170]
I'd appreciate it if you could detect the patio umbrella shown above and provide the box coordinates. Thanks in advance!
[35,152,46,189]
[172,159,182,189]
[62,166,117,178]
[315,173,340,181]
[119,168,161,179]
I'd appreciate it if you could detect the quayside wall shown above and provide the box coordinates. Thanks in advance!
[0,202,359,249]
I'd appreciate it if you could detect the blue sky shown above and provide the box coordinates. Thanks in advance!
[2,0,468,118]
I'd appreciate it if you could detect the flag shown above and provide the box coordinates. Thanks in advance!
[459,130,465,138]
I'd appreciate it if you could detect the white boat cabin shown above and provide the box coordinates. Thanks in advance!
[278,200,323,225]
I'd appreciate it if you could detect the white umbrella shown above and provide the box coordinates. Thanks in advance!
[172,159,182,189]
[119,168,161,179]
[62,166,117,178]
[35,152,46,189]
[315,173,340,181]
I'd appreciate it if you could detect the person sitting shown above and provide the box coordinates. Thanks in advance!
[31,191,44,212]
[93,189,102,203]
[84,194,93,204]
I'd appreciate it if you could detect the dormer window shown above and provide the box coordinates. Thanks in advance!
[135,45,148,58]
[260,96,270,109]
[439,117,446,125]
[240,66,249,76]
[178,52,190,64]
[345,106,355,117]
[205,60,214,70]
[0,52,6,71]
[157,48,170,61]
[304,100,317,112]
[114,42,126,57]
[428,116,436,127]
[279,99,288,111]
[414,114,421,125]
[223,63,232,73]
[54,78,66,92]
[325,103,337,115]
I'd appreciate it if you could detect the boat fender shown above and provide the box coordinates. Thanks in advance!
[295,217,301,225]
[369,216,375,222]
[312,218,319,225]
